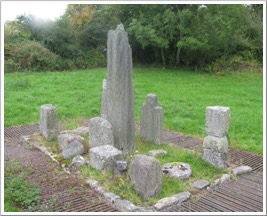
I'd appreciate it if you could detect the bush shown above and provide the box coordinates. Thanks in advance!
[4,40,61,72]
[205,55,262,74]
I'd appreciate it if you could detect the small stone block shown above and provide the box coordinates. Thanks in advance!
[232,166,253,176]
[148,149,167,157]
[220,174,231,184]
[58,134,85,159]
[191,180,210,190]
[116,160,127,172]
[154,197,176,210]
[89,145,122,172]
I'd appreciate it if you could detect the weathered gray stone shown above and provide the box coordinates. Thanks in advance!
[130,154,162,200]
[203,135,228,153]
[40,104,58,141]
[140,94,163,144]
[72,126,89,136]
[172,191,191,204]
[220,174,231,184]
[154,197,176,210]
[89,145,122,172]
[71,155,86,168]
[103,192,120,204]
[191,180,210,190]
[101,79,108,119]
[89,117,114,148]
[232,165,252,176]
[114,199,140,212]
[203,106,230,168]
[154,192,191,210]
[148,149,167,158]
[116,160,127,172]
[206,106,230,137]
[162,163,192,179]
[203,148,228,168]
[86,179,99,188]
[106,24,136,155]
[58,134,85,159]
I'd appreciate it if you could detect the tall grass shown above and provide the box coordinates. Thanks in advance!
[4,68,263,153]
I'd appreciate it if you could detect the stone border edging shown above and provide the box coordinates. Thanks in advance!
[21,134,253,212]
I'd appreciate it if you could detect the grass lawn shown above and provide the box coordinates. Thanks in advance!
[4,68,263,154]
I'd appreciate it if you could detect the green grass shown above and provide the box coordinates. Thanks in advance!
[4,159,42,212]
[4,68,263,153]
[79,135,225,206]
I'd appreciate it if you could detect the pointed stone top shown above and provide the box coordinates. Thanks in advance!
[146,94,158,107]
[116,23,124,31]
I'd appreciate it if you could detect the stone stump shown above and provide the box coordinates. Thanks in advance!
[106,24,136,155]
[90,145,122,172]
[89,117,114,148]
[203,106,230,168]
[130,154,162,200]
[140,94,163,144]
[40,104,58,141]
[58,134,85,159]
[101,79,107,119]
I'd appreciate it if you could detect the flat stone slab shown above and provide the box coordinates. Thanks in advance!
[232,165,253,176]
[148,149,167,158]
[89,145,122,172]
[162,163,192,179]
[191,180,210,190]
[154,191,191,210]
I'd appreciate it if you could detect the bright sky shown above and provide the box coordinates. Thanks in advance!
[2,1,69,23]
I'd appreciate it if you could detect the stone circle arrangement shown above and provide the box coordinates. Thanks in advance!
[33,24,253,212]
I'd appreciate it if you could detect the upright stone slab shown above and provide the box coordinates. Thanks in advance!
[130,154,162,200]
[101,79,107,119]
[89,117,114,148]
[206,106,231,137]
[40,104,58,141]
[106,24,135,154]
[140,94,163,144]
[203,106,230,168]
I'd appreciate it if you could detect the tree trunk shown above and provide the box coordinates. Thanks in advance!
[176,47,181,65]
[161,48,166,68]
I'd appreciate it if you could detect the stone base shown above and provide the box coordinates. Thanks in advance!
[203,148,228,168]
[90,145,122,172]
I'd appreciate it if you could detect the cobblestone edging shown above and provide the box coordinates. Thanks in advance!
[21,134,253,212]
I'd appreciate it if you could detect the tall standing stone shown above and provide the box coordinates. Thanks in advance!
[40,104,58,141]
[106,24,135,154]
[203,106,230,168]
[101,79,107,119]
[140,94,163,144]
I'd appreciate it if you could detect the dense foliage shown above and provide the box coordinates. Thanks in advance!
[4,4,263,72]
